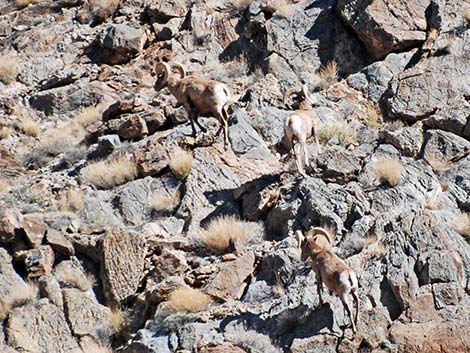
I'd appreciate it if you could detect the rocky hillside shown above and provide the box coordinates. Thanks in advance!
[0,0,469,352]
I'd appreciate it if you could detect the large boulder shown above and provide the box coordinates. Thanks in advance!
[7,299,81,353]
[95,24,146,65]
[337,0,428,59]
[101,228,148,305]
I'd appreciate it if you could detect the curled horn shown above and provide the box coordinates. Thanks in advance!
[171,62,186,79]
[295,230,305,249]
[284,87,299,108]
[155,62,170,85]
[310,227,334,246]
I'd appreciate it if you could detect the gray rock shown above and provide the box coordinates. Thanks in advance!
[95,24,146,65]
[38,275,63,308]
[205,252,256,301]
[0,248,31,310]
[337,0,427,59]
[379,124,424,158]
[21,215,46,248]
[316,146,362,181]
[432,282,464,309]
[0,209,22,243]
[63,288,113,343]
[7,299,81,353]
[101,228,148,304]
[29,81,117,117]
[117,176,181,226]
[417,250,460,284]
[177,321,225,351]
[424,98,470,140]
[386,32,469,121]
[422,129,470,163]
[83,189,123,227]
[17,245,54,279]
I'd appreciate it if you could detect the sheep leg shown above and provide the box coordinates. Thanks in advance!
[293,142,305,176]
[302,140,309,171]
[221,106,231,149]
[312,126,321,155]
[340,293,356,333]
[315,269,323,303]
[352,288,360,328]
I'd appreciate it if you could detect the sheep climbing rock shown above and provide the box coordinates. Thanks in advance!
[100,228,148,305]
[283,85,321,176]
[154,61,232,149]
[296,227,360,333]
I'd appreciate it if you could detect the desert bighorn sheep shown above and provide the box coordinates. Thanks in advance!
[296,227,360,333]
[154,62,232,149]
[283,85,321,176]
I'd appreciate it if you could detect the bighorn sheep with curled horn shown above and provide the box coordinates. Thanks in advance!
[296,227,360,333]
[283,85,321,176]
[154,62,232,149]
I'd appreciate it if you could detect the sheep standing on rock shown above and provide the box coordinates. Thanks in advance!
[296,227,360,333]
[154,62,232,149]
[283,85,321,176]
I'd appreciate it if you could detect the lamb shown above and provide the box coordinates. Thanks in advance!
[296,227,360,333]
[283,85,321,176]
[154,62,232,149]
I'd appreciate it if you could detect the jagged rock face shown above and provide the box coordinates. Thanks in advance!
[337,0,428,60]
[101,228,148,305]
[0,0,469,352]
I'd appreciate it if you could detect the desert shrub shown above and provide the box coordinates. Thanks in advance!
[372,157,403,187]
[18,117,39,137]
[55,267,95,291]
[0,126,11,139]
[454,212,470,239]
[317,121,357,146]
[318,60,338,90]
[58,188,85,213]
[0,55,18,84]
[167,288,213,313]
[149,191,180,215]
[197,215,250,254]
[82,157,137,189]
[169,148,193,180]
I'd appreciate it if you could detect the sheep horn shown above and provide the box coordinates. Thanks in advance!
[284,87,299,108]
[310,227,333,245]
[155,62,170,85]
[171,62,186,79]
[301,84,313,105]
[295,230,305,248]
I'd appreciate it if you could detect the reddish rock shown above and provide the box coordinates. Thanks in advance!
[205,252,255,301]
[133,139,169,177]
[17,245,55,278]
[118,115,148,140]
[21,216,47,248]
[0,209,22,243]
[46,228,74,256]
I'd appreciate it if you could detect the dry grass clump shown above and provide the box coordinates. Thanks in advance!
[0,55,18,84]
[274,0,294,18]
[454,212,470,239]
[372,157,403,187]
[317,121,357,146]
[58,188,85,213]
[55,268,96,291]
[0,126,11,139]
[0,281,38,319]
[82,157,137,189]
[110,307,126,335]
[231,0,256,11]
[363,101,382,128]
[440,179,449,192]
[0,179,10,193]
[427,28,439,41]
[169,148,193,180]
[318,60,338,90]
[198,215,250,253]
[167,288,213,313]
[149,191,180,215]
[77,105,102,127]
[18,117,40,137]
[464,8,470,23]
[15,0,42,8]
